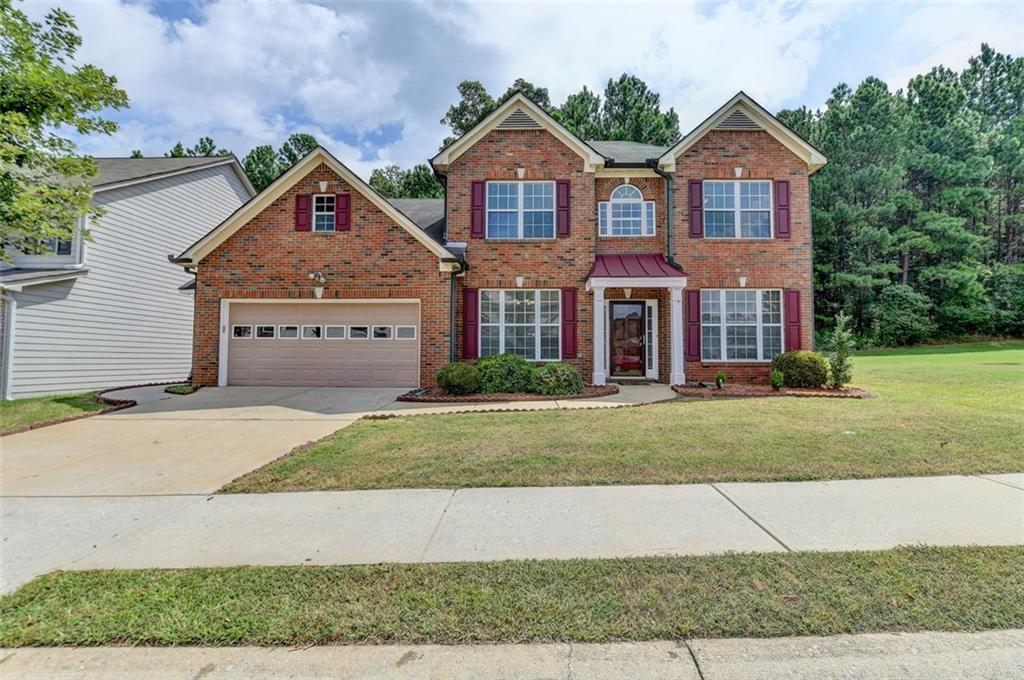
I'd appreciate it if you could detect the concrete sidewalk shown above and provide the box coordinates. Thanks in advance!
[2,629,1021,679]
[3,473,1021,592]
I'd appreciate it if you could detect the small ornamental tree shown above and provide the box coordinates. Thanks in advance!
[829,311,854,388]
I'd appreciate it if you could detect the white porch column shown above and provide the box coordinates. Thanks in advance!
[591,285,606,385]
[670,286,686,385]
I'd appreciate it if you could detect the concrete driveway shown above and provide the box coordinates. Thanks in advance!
[0,386,409,496]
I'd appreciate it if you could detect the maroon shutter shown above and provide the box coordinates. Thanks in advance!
[556,180,571,237]
[784,289,801,350]
[295,194,311,231]
[470,181,485,239]
[463,287,479,359]
[688,180,703,237]
[774,180,790,239]
[685,289,701,361]
[561,287,577,359]
[336,193,351,231]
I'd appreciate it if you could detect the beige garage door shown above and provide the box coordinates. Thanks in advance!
[226,302,419,387]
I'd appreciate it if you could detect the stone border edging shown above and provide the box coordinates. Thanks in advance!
[672,384,870,399]
[0,380,182,437]
[396,384,619,403]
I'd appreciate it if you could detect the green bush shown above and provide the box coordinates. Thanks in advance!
[533,363,585,396]
[436,362,482,395]
[828,311,854,388]
[771,350,829,388]
[872,284,936,347]
[476,353,536,393]
[770,369,785,391]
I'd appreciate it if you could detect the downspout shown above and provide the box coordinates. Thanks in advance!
[1,291,16,400]
[651,162,679,269]
[449,272,457,363]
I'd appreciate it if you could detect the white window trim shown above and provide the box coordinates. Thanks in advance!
[10,216,86,269]
[372,325,393,340]
[395,325,417,339]
[278,324,299,339]
[325,325,346,339]
[231,325,253,338]
[348,325,369,340]
[598,184,655,237]
[479,288,561,362]
[255,325,276,339]
[703,180,773,240]
[700,289,783,363]
[485,180,556,240]
[313,193,335,233]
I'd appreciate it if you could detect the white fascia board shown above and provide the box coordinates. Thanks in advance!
[177,147,456,265]
[431,93,605,172]
[586,276,687,291]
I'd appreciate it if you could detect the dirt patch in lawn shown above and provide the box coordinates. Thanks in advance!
[397,384,619,403]
[672,383,870,399]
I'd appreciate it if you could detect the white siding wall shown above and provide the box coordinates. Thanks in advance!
[8,165,250,398]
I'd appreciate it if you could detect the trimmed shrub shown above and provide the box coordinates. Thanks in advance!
[476,353,536,393]
[771,351,828,388]
[436,362,482,395]
[533,362,585,396]
[828,311,854,388]
[770,369,785,391]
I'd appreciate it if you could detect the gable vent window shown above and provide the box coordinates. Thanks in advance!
[716,109,761,130]
[599,184,655,237]
[313,194,335,232]
[497,108,542,129]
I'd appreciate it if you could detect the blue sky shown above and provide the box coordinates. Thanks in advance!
[30,0,1024,177]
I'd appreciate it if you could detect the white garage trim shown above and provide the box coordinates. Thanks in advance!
[217,298,421,387]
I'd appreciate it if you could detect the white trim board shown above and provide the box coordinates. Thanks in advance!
[177,147,458,270]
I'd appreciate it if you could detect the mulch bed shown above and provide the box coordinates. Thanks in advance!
[397,384,619,403]
[672,383,870,399]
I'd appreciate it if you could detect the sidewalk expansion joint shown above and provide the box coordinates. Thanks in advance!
[417,489,457,562]
[710,483,793,552]
[970,474,1024,491]
[684,639,707,680]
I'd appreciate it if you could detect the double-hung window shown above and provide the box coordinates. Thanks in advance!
[703,180,772,238]
[479,289,560,361]
[598,184,655,236]
[700,289,782,361]
[313,194,335,232]
[486,181,555,239]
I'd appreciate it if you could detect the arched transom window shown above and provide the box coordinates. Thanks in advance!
[599,184,655,237]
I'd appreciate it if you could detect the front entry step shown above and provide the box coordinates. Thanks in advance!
[608,378,656,385]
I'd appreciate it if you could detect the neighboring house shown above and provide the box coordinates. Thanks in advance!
[175,91,825,389]
[0,157,254,399]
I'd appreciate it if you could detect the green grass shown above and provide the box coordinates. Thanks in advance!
[224,342,1024,492]
[1,546,1021,646]
[164,384,196,395]
[0,392,108,434]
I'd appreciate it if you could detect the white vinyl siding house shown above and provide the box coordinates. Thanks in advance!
[1,159,252,399]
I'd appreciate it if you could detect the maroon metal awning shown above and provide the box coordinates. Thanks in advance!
[587,253,687,279]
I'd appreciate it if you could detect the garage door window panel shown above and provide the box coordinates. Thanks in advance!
[278,325,299,339]
[302,325,323,339]
[373,325,392,340]
[256,325,275,339]
[232,325,253,338]
[325,325,346,339]
[349,326,369,339]
[396,325,416,339]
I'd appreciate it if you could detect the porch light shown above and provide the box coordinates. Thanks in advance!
[309,271,326,299]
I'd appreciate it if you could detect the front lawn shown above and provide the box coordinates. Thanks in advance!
[224,342,1023,492]
[1,546,1020,646]
[0,392,108,435]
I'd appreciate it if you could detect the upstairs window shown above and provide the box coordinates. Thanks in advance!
[313,194,335,232]
[703,180,772,239]
[599,184,655,237]
[486,181,555,239]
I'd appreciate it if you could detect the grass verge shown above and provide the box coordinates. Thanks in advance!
[224,342,1024,492]
[164,384,197,395]
[0,392,108,434]
[2,546,1022,646]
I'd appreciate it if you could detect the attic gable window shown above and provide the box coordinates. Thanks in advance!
[598,184,655,237]
[313,194,335,232]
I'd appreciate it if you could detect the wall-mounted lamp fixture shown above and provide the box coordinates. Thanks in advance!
[309,271,326,299]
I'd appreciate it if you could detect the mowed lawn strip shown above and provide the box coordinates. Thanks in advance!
[2,546,1022,646]
[224,343,1024,492]
[0,392,108,434]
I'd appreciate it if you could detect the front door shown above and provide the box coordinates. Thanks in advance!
[609,301,645,377]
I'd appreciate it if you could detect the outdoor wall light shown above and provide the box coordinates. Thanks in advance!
[309,271,326,299]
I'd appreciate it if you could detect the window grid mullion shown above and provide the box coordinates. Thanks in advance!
[755,290,763,361]
[720,290,727,361]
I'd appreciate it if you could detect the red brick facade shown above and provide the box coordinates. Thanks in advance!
[191,122,814,388]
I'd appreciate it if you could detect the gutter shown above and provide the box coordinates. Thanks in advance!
[651,161,680,269]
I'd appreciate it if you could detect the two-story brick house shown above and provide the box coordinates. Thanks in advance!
[176,91,825,389]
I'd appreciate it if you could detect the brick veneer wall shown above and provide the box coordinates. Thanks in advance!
[192,163,451,387]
